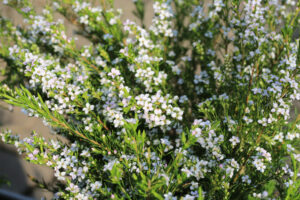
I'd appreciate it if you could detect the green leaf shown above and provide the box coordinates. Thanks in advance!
[198,186,204,200]
[181,132,186,144]
[297,40,300,65]
[151,190,164,200]
[132,173,138,181]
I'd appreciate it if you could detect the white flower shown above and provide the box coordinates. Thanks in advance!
[181,167,192,177]
[229,136,240,147]
[81,49,90,57]
[242,175,251,184]
[226,167,234,178]
[103,159,119,171]
[284,180,293,187]
[164,192,177,200]
[192,128,202,137]
[108,68,121,78]
[183,194,195,200]
[286,132,296,140]
[79,15,89,25]
[109,17,117,25]
[103,33,113,40]
[83,103,94,114]
[274,132,284,142]
[91,181,102,191]
[253,159,266,173]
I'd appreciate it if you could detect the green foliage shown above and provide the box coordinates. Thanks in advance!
[0,0,299,199]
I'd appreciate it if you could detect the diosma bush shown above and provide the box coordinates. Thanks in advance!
[0,0,299,199]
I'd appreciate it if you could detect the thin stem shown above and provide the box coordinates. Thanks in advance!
[50,115,109,151]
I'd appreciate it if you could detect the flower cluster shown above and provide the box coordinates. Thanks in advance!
[0,0,299,199]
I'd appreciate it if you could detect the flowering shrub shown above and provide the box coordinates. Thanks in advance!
[0,0,300,199]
